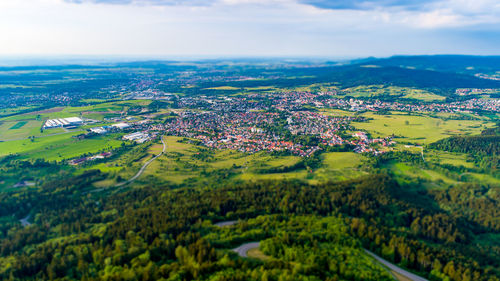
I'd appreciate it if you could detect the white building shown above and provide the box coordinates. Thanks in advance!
[44,117,83,129]
[112,123,130,130]
[123,132,150,143]
[90,127,107,134]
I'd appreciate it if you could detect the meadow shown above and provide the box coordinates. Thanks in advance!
[118,137,370,185]
[341,85,446,101]
[0,132,124,161]
[0,120,68,141]
[352,112,495,144]
[0,100,152,123]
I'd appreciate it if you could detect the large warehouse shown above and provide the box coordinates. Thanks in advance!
[44,117,83,129]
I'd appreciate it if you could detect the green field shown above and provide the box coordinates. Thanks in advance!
[401,90,446,101]
[340,85,445,101]
[124,137,310,185]
[0,132,124,161]
[0,120,67,141]
[353,112,494,144]
[312,152,367,182]
[8,121,27,129]
[0,100,151,122]
[94,137,371,185]
[389,162,457,185]
[205,86,240,90]
[426,150,475,168]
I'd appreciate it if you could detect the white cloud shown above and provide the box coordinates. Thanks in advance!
[0,0,498,56]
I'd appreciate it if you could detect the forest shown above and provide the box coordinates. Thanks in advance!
[0,172,498,280]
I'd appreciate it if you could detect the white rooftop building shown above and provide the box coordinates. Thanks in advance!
[44,117,83,129]
[123,132,150,143]
[90,127,107,134]
[112,123,130,130]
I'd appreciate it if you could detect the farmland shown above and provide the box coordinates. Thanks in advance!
[352,112,494,144]
[0,132,124,161]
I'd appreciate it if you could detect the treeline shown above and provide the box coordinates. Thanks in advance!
[429,135,499,156]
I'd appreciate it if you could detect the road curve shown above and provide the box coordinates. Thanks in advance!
[20,214,32,227]
[214,220,238,227]
[232,242,260,258]
[364,249,428,281]
[115,135,166,187]
[216,219,428,281]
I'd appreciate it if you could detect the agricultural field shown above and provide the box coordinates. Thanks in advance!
[0,120,67,141]
[352,112,495,144]
[425,150,475,168]
[387,162,458,186]
[205,86,240,90]
[0,100,151,123]
[312,152,368,182]
[401,90,446,101]
[341,85,446,101]
[0,132,124,161]
[140,137,306,184]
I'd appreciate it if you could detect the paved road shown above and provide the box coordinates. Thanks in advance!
[115,135,166,187]
[364,249,428,281]
[214,220,238,227]
[232,242,260,258]
[20,214,32,227]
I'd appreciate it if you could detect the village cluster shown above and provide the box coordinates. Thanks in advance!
[42,85,498,160]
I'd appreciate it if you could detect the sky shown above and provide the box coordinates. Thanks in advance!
[0,0,499,58]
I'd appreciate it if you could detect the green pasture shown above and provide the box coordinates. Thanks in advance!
[0,106,38,117]
[353,112,495,144]
[244,86,276,91]
[389,162,457,185]
[0,100,150,122]
[313,152,367,182]
[0,120,67,141]
[320,108,356,117]
[8,121,27,129]
[425,150,475,168]
[134,137,306,184]
[109,137,370,185]
[322,152,364,169]
[340,85,445,101]
[0,132,123,161]
[402,90,445,101]
[205,86,240,90]
[387,160,499,187]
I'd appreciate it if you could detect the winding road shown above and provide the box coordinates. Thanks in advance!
[364,249,428,281]
[216,220,428,281]
[214,220,238,227]
[20,214,32,227]
[232,242,260,258]
[115,135,166,187]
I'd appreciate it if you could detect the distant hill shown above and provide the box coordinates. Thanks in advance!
[360,55,500,75]
[206,63,500,97]
[317,64,500,91]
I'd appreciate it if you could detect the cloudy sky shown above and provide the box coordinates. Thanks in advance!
[0,0,499,58]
